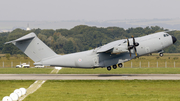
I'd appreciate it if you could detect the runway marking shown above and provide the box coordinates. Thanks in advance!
[19,67,61,100]
[51,67,62,74]
[50,69,56,73]
[56,69,60,74]
[19,80,46,101]
[56,67,62,74]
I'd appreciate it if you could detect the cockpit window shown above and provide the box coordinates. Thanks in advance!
[164,34,169,37]
[123,41,127,43]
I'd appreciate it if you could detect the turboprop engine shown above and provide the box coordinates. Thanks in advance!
[111,36,139,56]
[111,46,128,54]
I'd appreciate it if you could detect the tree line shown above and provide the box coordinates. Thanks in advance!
[0,25,179,55]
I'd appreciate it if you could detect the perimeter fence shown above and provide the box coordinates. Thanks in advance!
[123,61,180,68]
[0,61,179,68]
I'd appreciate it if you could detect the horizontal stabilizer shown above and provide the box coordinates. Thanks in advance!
[5,33,36,44]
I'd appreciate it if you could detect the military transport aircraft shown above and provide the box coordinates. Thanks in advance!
[5,31,177,71]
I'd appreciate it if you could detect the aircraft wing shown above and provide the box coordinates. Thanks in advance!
[97,39,126,53]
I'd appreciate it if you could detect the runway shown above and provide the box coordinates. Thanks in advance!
[0,74,180,80]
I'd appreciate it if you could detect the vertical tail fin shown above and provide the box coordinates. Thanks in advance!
[5,32,57,62]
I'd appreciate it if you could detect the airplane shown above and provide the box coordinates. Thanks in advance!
[5,31,177,71]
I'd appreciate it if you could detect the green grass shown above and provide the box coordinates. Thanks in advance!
[24,80,180,101]
[0,53,180,74]
[1,67,180,74]
[59,68,180,74]
[0,68,53,74]
[0,80,34,100]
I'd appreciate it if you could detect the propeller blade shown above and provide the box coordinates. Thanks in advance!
[134,47,137,56]
[127,38,130,47]
[132,35,138,56]
[127,38,132,57]
[132,35,136,46]
[129,49,131,57]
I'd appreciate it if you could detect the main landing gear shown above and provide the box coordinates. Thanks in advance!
[107,66,111,71]
[107,63,123,71]
[112,65,117,69]
[118,63,123,68]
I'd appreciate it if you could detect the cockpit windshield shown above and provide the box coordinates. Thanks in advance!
[163,34,169,37]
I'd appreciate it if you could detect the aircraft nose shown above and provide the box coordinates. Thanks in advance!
[172,36,177,44]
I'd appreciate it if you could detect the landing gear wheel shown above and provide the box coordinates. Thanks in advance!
[159,53,163,57]
[118,63,123,68]
[112,65,117,69]
[107,66,111,71]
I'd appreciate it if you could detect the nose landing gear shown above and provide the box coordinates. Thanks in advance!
[159,53,163,57]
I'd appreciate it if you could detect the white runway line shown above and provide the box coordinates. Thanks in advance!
[51,67,62,74]
[55,67,62,74]
[50,69,56,73]
[19,80,46,101]
[19,67,62,100]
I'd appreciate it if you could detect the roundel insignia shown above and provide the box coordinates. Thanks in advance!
[78,58,82,62]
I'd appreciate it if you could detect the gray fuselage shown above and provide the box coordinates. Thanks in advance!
[39,32,175,68]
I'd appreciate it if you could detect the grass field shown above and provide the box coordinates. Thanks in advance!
[0,80,34,100]
[58,68,180,74]
[0,68,53,74]
[1,67,180,74]
[0,53,179,74]
[23,80,180,101]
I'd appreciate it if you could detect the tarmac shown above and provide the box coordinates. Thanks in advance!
[0,74,180,80]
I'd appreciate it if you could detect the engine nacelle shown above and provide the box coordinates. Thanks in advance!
[111,46,128,54]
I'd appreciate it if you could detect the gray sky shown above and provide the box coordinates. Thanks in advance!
[1,0,180,21]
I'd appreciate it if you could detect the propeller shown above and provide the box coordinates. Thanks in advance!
[127,36,139,57]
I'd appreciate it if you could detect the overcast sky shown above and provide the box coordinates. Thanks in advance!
[1,0,180,21]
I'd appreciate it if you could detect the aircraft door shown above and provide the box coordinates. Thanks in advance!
[145,47,150,53]
[93,57,99,66]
